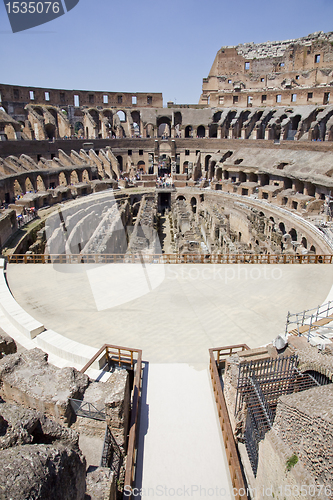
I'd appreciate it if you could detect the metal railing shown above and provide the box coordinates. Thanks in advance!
[79,344,142,500]
[209,345,250,500]
[100,425,124,478]
[6,252,333,264]
[80,344,138,373]
[69,398,106,421]
[285,300,333,340]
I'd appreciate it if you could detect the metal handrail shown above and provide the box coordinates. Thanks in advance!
[285,300,333,340]
[209,346,250,500]
[69,398,106,421]
[6,253,333,264]
[80,343,142,500]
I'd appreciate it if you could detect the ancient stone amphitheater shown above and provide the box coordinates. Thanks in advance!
[0,31,332,500]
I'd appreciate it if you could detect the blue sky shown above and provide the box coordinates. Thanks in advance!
[1,0,333,105]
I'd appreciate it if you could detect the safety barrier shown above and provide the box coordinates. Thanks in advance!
[209,345,250,500]
[6,253,333,264]
[80,344,142,500]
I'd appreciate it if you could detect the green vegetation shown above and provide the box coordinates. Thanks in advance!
[286,453,298,471]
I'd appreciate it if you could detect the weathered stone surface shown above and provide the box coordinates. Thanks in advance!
[105,369,130,449]
[273,384,333,487]
[0,402,79,450]
[0,348,89,423]
[0,442,86,500]
[85,467,116,500]
[288,335,333,380]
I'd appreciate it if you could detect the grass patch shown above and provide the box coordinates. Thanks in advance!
[286,453,298,471]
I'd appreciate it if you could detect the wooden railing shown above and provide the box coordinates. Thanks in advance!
[6,253,333,264]
[209,345,250,500]
[80,344,142,499]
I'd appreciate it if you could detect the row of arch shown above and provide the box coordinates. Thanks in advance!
[2,167,93,205]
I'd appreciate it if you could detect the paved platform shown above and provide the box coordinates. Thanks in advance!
[5,262,333,498]
[6,263,333,363]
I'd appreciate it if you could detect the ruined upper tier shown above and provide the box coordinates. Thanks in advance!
[200,31,333,108]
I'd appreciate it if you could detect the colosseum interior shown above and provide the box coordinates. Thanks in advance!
[0,31,333,500]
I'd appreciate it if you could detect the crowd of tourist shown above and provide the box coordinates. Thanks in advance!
[156,174,174,188]
[17,207,38,228]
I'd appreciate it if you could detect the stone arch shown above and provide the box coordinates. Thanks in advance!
[74,121,84,136]
[33,106,44,117]
[59,172,67,186]
[13,179,24,197]
[137,160,146,172]
[191,197,197,214]
[82,169,90,182]
[25,177,34,193]
[301,237,307,249]
[157,116,171,138]
[44,123,56,140]
[205,155,211,171]
[197,125,205,138]
[185,125,193,138]
[182,161,189,174]
[70,170,79,185]
[117,110,126,122]
[279,222,286,234]
[145,123,154,138]
[289,228,297,241]
[47,107,58,124]
[36,175,46,191]
[176,195,186,201]
[131,110,141,137]
[310,245,316,253]
[116,156,123,172]
[4,124,16,140]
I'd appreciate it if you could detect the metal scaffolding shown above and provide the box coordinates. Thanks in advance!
[235,354,330,475]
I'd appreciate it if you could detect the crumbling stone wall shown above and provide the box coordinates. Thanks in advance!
[273,385,333,486]
[104,369,130,449]
[0,348,89,424]
[0,402,86,500]
[200,31,333,108]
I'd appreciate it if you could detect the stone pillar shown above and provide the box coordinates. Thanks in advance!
[188,162,193,179]
[217,128,222,139]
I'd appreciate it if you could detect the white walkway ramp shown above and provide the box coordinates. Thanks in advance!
[135,363,234,500]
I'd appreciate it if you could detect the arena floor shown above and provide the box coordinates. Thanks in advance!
[7,263,333,364]
[5,262,333,499]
